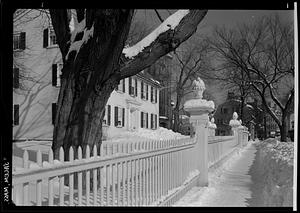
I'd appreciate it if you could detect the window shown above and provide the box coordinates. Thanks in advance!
[103,105,111,126]
[43,28,57,48]
[52,103,57,125]
[114,106,125,127]
[129,77,137,96]
[13,68,19,89]
[151,113,157,129]
[13,32,26,50]
[116,79,125,92]
[141,81,148,100]
[13,104,19,125]
[155,88,157,103]
[291,121,294,129]
[52,63,63,87]
[141,112,148,128]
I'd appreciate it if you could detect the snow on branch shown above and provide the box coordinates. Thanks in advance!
[122,10,190,59]
[66,19,94,60]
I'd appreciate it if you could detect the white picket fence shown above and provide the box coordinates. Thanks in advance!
[12,130,249,206]
[12,138,201,206]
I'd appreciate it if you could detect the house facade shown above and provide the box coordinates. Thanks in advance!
[13,9,160,141]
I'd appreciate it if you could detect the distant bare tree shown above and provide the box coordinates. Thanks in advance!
[170,37,211,132]
[208,14,294,141]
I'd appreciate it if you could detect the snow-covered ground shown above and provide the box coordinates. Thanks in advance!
[13,127,188,170]
[105,127,189,142]
[253,138,294,207]
[174,139,294,207]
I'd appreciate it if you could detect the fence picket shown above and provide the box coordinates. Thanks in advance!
[48,149,54,206]
[112,163,115,206]
[93,145,97,205]
[22,150,29,205]
[67,147,74,206]
[117,162,120,206]
[36,150,42,206]
[131,160,134,206]
[85,145,90,206]
[59,147,65,206]
[77,146,83,206]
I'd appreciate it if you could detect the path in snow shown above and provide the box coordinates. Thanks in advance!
[174,142,265,207]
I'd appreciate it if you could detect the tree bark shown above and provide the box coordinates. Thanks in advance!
[51,10,134,159]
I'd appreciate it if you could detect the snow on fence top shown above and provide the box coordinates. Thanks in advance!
[122,10,190,59]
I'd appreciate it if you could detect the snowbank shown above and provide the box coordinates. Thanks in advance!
[106,127,189,142]
[253,139,294,207]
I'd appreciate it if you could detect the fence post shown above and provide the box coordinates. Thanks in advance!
[183,77,214,187]
[208,117,217,136]
[229,112,242,147]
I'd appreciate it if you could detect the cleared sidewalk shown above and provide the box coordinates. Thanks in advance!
[174,142,265,207]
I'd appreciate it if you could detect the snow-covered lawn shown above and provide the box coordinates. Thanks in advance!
[105,127,189,143]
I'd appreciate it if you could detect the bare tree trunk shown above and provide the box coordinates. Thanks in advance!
[280,112,288,142]
[51,10,134,160]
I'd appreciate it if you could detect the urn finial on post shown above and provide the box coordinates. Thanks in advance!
[184,77,214,187]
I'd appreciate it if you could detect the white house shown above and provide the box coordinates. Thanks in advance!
[13,9,160,141]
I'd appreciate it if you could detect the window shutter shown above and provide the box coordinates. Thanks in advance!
[146,113,148,128]
[20,32,26,50]
[114,106,118,126]
[14,104,19,125]
[123,79,125,93]
[52,103,57,125]
[107,105,111,126]
[141,81,144,99]
[122,108,125,127]
[151,114,153,129]
[146,85,148,100]
[151,87,153,102]
[129,77,132,95]
[43,28,49,48]
[52,64,57,86]
[135,78,137,97]
[13,68,19,89]
[141,112,144,128]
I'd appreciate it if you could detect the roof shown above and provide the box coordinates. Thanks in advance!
[136,71,162,88]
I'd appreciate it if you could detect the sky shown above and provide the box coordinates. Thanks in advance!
[134,9,294,106]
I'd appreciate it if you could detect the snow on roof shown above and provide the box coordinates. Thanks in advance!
[122,10,190,59]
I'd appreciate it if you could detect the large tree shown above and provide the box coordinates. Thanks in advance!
[49,9,208,158]
[208,14,294,142]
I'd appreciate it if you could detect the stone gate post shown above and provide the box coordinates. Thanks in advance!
[184,77,214,187]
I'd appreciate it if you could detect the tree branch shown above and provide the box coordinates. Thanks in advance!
[119,10,208,80]
[49,9,71,63]
[154,9,164,23]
